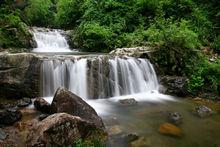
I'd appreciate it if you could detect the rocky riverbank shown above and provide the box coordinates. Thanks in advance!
[0,88,107,147]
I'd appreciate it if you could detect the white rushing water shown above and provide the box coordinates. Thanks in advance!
[28,27,175,116]
[32,27,73,52]
[41,57,159,99]
[41,58,88,98]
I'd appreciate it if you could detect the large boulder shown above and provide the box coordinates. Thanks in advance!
[27,113,107,147]
[159,76,188,97]
[0,53,42,98]
[34,97,51,114]
[51,87,105,129]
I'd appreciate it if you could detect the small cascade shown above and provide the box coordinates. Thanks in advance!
[109,57,159,96]
[41,56,159,99]
[32,27,73,52]
[41,58,87,98]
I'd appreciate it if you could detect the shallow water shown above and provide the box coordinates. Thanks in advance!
[99,99,220,147]
[42,94,220,147]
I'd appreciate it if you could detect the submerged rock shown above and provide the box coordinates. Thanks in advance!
[168,112,182,125]
[34,97,51,114]
[51,87,105,129]
[193,105,214,118]
[0,108,22,125]
[158,123,182,137]
[130,137,151,147]
[118,98,138,106]
[17,97,32,107]
[160,76,188,97]
[108,125,123,135]
[27,113,107,147]
[0,128,6,140]
[124,133,139,142]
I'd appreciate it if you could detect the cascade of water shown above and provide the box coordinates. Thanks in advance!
[41,58,88,99]
[32,27,73,52]
[41,56,159,99]
[109,57,159,97]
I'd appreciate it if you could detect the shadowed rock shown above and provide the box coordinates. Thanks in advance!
[0,108,22,125]
[34,97,51,114]
[51,87,105,129]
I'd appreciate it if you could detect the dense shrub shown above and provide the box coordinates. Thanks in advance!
[73,22,114,52]
[55,0,85,28]
[212,36,220,53]
[24,0,55,27]
[145,18,201,75]
[187,57,220,96]
[0,8,33,48]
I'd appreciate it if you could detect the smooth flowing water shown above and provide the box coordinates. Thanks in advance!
[100,99,220,147]
[32,27,74,52]
[41,56,159,99]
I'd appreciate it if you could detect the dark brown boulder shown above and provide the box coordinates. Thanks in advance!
[34,97,51,114]
[51,87,105,129]
[27,113,107,147]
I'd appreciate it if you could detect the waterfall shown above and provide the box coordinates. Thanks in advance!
[41,58,88,98]
[33,27,160,99]
[41,56,159,99]
[32,27,73,52]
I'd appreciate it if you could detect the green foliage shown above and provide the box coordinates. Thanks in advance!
[0,7,32,48]
[187,57,220,95]
[187,74,204,94]
[212,36,220,53]
[145,18,201,75]
[24,0,55,27]
[55,0,85,28]
[74,22,114,52]
[146,19,201,49]
[74,139,104,147]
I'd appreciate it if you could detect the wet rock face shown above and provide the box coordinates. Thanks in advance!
[87,56,111,99]
[27,113,107,147]
[0,108,22,125]
[159,76,188,97]
[51,87,105,129]
[34,97,51,114]
[0,53,42,98]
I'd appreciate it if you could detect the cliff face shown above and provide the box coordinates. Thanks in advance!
[0,52,42,98]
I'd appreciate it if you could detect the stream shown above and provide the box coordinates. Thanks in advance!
[7,27,219,147]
